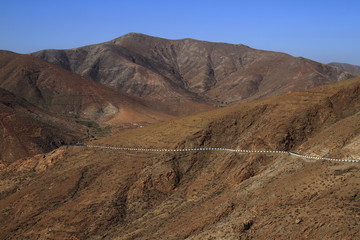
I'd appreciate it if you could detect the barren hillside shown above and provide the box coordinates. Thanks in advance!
[1,77,359,239]
[329,62,360,75]
[32,33,355,112]
[0,88,88,165]
[0,50,177,125]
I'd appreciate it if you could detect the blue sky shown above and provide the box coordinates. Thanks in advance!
[1,0,359,65]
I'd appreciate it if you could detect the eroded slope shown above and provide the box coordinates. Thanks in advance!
[1,77,360,239]
[32,33,355,111]
[329,62,360,75]
[0,88,87,165]
[0,50,174,125]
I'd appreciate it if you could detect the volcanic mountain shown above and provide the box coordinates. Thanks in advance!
[1,76,359,239]
[32,33,355,112]
[0,50,176,125]
[328,62,360,75]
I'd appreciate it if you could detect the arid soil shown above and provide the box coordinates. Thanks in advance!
[0,88,88,165]
[1,77,359,239]
[0,50,176,125]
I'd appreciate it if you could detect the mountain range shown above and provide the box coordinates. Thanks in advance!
[0,33,359,239]
[328,62,360,75]
[31,33,355,113]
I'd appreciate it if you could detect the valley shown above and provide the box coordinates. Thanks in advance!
[1,72,359,239]
[0,34,359,239]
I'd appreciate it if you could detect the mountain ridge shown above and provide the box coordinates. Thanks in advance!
[0,50,176,125]
[31,33,355,113]
[1,33,359,239]
[328,62,360,75]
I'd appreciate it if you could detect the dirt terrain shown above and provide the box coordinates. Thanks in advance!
[0,88,88,165]
[0,50,176,125]
[0,50,177,176]
[1,77,359,239]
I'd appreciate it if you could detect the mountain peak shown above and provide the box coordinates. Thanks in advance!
[30,34,356,117]
[120,32,157,39]
[111,32,169,45]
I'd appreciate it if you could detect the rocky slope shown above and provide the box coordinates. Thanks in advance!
[32,33,355,111]
[329,62,360,75]
[0,88,88,165]
[0,50,176,125]
[1,77,359,239]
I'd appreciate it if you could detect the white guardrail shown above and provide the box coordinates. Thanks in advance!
[73,144,359,163]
